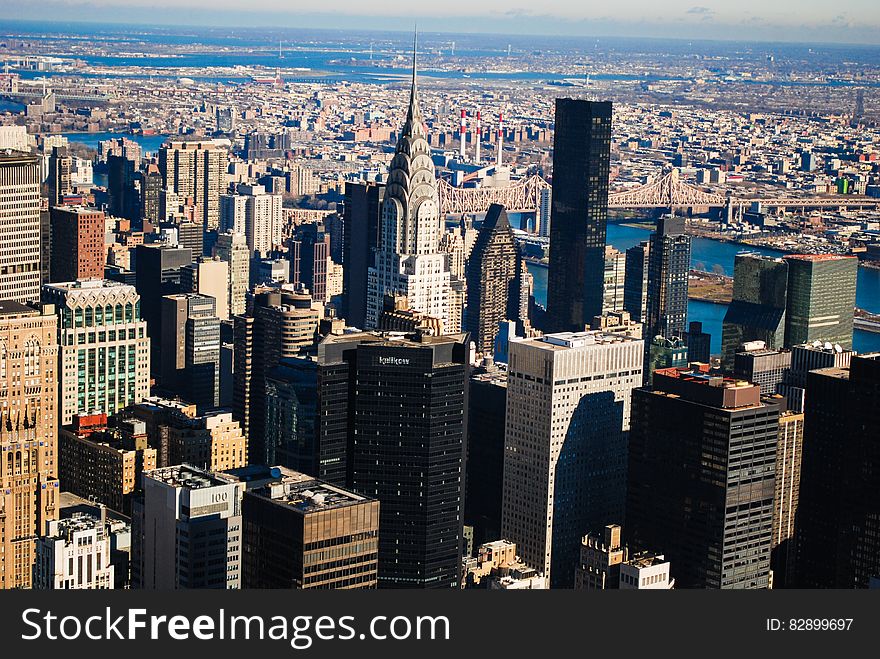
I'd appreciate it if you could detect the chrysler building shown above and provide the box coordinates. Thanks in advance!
[366,36,451,330]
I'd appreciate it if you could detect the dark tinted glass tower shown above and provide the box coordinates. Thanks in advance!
[627,366,779,589]
[795,353,880,588]
[464,203,520,354]
[623,240,650,325]
[264,357,319,473]
[721,254,788,369]
[318,332,468,588]
[644,216,690,344]
[342,181,384,328]
[546,99,612,332]
[783,255,857,350]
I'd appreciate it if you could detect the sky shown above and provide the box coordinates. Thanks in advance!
[5,0,880,45]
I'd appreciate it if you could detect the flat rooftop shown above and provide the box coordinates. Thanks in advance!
[256,473,370,513]
[529,330,640,350]
[145,464,226,490]
[0,300,37,317]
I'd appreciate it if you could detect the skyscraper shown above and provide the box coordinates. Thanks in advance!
[366,40,452,331]
[546,99,612,332]
[770,402,804,588]
[317,331,468,588]
[221,183,283,257]
[233,287,321,463]
[49,206,105,283]
[721,253,788,369]
[623,240,650,327]
[644,216,690,345]
[159,139,227,231]
[627,366,779,589]
[42,279,151,426]
[783,254,857,349]
[160,293,221,410]
[213,231,250,318]
[133,465,243,589]
[264,357,319,472]
[602,245,626,314]
[795,353,880,588]
[0,301,59,589]
[46,145,71,207]
[683,320,711,364]
[290,221,332,303]
[0,151,42,304]
[464,203,520,355]
[502,330,644,587]
[342,181,384,328]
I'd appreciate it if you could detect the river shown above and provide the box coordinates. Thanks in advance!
[527,222,880,354]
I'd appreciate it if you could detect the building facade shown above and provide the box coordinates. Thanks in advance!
[0,151,41,304]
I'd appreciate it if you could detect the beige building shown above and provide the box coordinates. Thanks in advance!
[159,139,227,230]
[169,409,247,472]
[771,404,804,587]
[213,231,250,317]
[502,330,644,588]
[0,151,41,304]
[182,257,230,320]
[42,279,151,426]
[0,301,59,589]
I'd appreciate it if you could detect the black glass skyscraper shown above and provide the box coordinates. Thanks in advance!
[318,331,468,588]
[342,181,384,329]
[644,216,691,343]
[795,353,880,588]
[546,99,612,332]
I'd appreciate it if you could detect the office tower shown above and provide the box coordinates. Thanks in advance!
[644,335,688,383]
[342,181,384,328]
[538,186,552,238]
[623,240,650,327]
[58,414,157,515]
[317,331,468,588]
[627,366,780,589]
[465,363,507,548]
[107,154,138,221]
[221,183,282,257]
[173,219,204,257]
[0,125,28,151]
[366,48,452,331]
[0,151,41,304]
[133,465,243,589]
[213,231,249,317]
[644,216,690,343]
[34,515,115,589]
[233,287,321,463]
[40,203,51,287]
[264,357,319,472]
[48,206,105,283]
[241,467,380,588]
[721,254,788,369]
[47,145,71,206]
[733,342,791,394]
[0,301,59,589]
[168,410,247,472]
[134,244,193,367]
[546,99,612,333]
[290,221,332,303]
[251,257,289,287]
[464,204,520,354]
[683,320,711,363]
[181,257,229,320]
[138,163,162,227]
[502,331,644,587]
[795,353,880,588]
[160,293,221,410]
[783,254,857,349]
[574,524,626,590]
[159,139,227,231]
[770,403,804,588]
[602,246,626,314]
[42,279,151,426]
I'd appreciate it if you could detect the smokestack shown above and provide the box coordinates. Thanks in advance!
[496,112,503,166]
[475,109,482,163]
[460,109,467,160]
